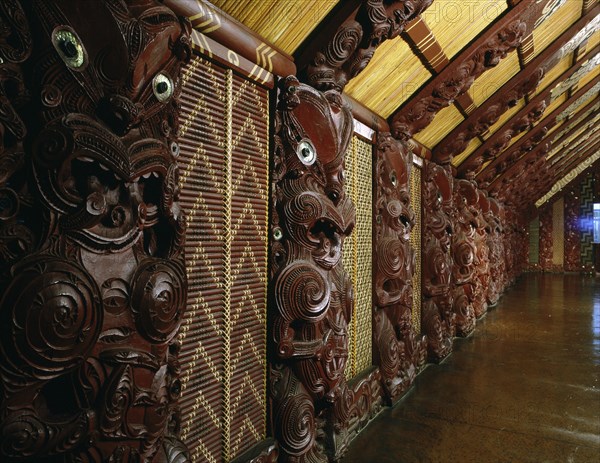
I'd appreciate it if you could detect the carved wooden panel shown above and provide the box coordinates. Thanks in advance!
[487,198,505,306]
[0,1,191,461]
[343,135,373,379]
[269,77,356,462]
[538,203,553,270]
[450,179,477,336]
[471,187,490,318]
[177,55,270,462]
[373,133,426,403]
[421,161,455,361]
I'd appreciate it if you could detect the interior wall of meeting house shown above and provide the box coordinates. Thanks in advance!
[0,0,598,462]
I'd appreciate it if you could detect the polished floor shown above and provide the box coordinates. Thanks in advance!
[343,273,600,463]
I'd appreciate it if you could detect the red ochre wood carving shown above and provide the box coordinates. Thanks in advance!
[421,161,455,362]
[270,76,357,462]
[470,187,490,319]
[391,19,527,141]
[486,198,504,306]
[302,0,433,93]
[450,179,478,336]
[373,133,426,402]
[0,1,191,461]
[433,68,545,164]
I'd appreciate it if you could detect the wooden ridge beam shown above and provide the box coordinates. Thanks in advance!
[389,0,555,142]
[431,6,600,165]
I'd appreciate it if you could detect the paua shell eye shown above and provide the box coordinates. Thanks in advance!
[390,170,398,187]
[153,73,174,102]
[296,139,316,166]
[52,27,86,69]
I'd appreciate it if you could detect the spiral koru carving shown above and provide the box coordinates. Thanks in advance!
[373,133,426,403]
[0,1,190,461]
[422,161,455,361]
[0,255,102,382]
[131,257,187,343]
[270,77,355,461]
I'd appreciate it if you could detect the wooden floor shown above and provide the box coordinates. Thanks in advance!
[343,273,600,463]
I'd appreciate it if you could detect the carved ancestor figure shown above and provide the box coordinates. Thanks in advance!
[470,185,489,319]
[450,180,478,336]
[270,76,356,462]
[0,1,191,461]
[373,133,426,402]
[488,198,506,300]
[486,198,503,306]
[421,161,455,362]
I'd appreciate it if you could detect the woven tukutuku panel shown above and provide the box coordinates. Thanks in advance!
[529,217,540,264]
[177,55,269,463]
[342,135,373,379]
[410,163,422,334]
[580,173,594,267]
[552,197,565,267]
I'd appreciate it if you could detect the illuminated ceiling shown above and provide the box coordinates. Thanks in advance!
[212,0,599,211]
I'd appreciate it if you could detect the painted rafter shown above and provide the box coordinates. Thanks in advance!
[460,44,600,178]
[389,0,557,142]
[431,7,599,166]
[479,77,600,194]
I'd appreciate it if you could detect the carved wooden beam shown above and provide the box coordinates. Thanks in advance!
[372,132,426,403]
[389,0,555,142]
[0,1,191,461]
[298,0,433,93]
[458,44,600,177]
[482,99,599,192]
[432,6,599,165]
[164,0,296,77]
[485,79,600,193]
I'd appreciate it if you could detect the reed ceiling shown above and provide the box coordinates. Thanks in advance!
[211,0,599,210]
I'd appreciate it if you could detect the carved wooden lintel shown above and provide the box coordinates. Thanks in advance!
[373,132,426,403]
[433,68,545,164]
[0,1,191,461]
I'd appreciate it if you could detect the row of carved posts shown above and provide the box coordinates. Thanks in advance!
[0,1,531,462]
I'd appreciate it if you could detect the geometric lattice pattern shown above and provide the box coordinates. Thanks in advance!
[581,173,595,266]
[177,55,269,462]
[343,135,373,379]
[410,162,422,334]
[552,197,565,267]
[529,217,540,264]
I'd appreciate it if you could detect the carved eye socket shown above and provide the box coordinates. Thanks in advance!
[52,27,86,69]
[296,139,316,165]
[153,73,174,102]
[390,170,398,187]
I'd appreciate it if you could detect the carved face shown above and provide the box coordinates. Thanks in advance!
[272,79,355,401]
[0,2,191,461]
